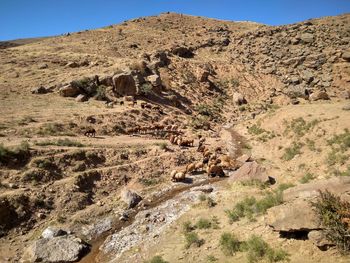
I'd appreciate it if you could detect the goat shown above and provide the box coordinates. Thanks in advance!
[171,170,186,182]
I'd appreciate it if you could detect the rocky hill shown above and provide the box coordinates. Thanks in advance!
[0,12,349,263]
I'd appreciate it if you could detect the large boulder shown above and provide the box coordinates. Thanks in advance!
[112,72,137,96]
[229,161,273,184]
[120,189,142,209]
[309,90,329,101]
[23,235,89,262]
[299,33,314,44]
[308,230,334,250]
[59,85,81,97]
[266,199,320,232]
[267,177,350,234]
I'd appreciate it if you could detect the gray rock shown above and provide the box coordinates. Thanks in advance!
[147,74,162,87]
[23,235,88,262]
[229,161,273,184]
[340,90,350,100]
[66,61,79,68]
[342,50,350,62]
[232,92,247,105]
[266,199,320,232]
[112,72,137,96]
[300,33,314,43]
[191,185,214,193]
[41,227,66,239]
[31,86,48,94]
[342,104,350,111]
[120,189,142,209]
[308,230,334,250]
[75,94,88,102]
[38,63,48,69]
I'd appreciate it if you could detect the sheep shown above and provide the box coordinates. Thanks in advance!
[180,139,194,147]
[120,101,124,106]
[84,128,96,137]
[215,146,222,153]
[171,124,179,131]
[219,155,243,170]
[141,102,146,109]
[171,170,186,182]
[203,150,212,158]
[197,144,207,153]
[185,163,196,174]
[207,164,225,177]
[199,137,206,145]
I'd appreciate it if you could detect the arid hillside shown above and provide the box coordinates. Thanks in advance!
[0,12,349,263]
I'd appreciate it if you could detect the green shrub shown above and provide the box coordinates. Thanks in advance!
[184,232,204,249]
[219,232,241,256]
[327,129,350,152]
[327,149,348,166]
[299,173,315,184]
[284,117,320,137]
[182,221,195,233]
[94,85,108,101]
[190,115,211,130]
[243,235,289,263]
[195,218,212,229]
[282,142,303,161]
[145,255,169,263]
[156,142,168,150]
[248,124,266,135]
[140,83,153,96]
[0,141,30,166]
[206,255,218,262]
[312,190,350,253]
[226,184,293,222]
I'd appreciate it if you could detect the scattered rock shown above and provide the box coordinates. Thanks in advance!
[308,230,334,250]
[236,154,251,163]
[147,74,162,87]
[41,227,66,239]
[309,90,329,101]
[340,90,350,99]
[23,235,89,262]
[342,104,350,111]
[299,33,314,43]
[31,86,48,94]
[191,185,214,193]
[342,50,350,62]
[59,85,81,97]
[232,92,247,105]
[171,45,194,58]
[38,63,48,69]
[66,61,80,68]
[120,189,142,209]
[75,94,88,102]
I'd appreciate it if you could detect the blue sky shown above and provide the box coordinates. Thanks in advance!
[1,0,349,41]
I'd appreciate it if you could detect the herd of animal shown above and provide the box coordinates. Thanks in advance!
[170,135,243,182]
[106,96,163,114]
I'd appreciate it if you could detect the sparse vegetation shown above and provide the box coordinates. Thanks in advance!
[299,172,315,184]
[282,142,303,161]
[242,235,290,263]
[145,256,169,263]
[220,232,242,256]
[284,117,320,137]
[312,191,350,253]
[195,218,212,229]
[35,138,83,147]
[248,124,266,135]
[0,141,30,167]
[206,255,218,262]
[139,83,153,96]
[37,123,73,136]
[155,142,168,150]
[198,194,216,207]
[226,184,293,222]
[184,232,204,249]
[94,85,108,101]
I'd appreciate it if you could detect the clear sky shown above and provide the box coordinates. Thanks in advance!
[1,0,349,41]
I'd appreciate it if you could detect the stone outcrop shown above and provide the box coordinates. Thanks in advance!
[120,189,142,209]
[112,72,137,96]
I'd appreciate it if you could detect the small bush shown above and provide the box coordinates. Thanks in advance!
[182,221,195,233]
[243,235,289,263]
[190,115,211,130]
[0,141,30,166]
[184,232,204,249]
[145,255,169,263]
[140,83,153,96]
[94,85,108,101]
[241,179,268,189]
[220,232,241,256]
[326,149,348,166]
[327,129,350,152]
[199,193,207,202]
[248,124,266,135]
[195,218,212,229]
[226,184,293,222]
[206,255,218,262]
[282,142,303,161]
[156,142,168,150]
[299,173,315,184]
[284,117,320,137]
[312,190,350,253]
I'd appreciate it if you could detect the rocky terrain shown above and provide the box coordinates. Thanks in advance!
[0,12,349,263]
